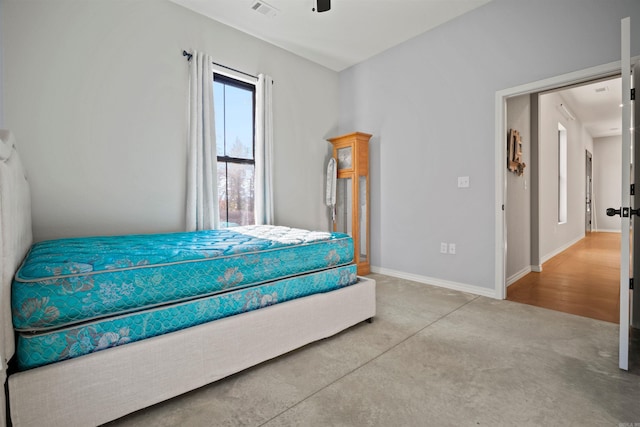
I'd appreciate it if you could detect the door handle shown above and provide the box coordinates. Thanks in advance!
[607,207,640,217]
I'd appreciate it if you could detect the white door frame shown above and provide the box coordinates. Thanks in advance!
[494,59,638,300]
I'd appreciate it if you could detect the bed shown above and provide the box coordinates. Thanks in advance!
[0,130,376,427]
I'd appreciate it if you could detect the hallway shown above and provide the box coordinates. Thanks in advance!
[507,232,620,323]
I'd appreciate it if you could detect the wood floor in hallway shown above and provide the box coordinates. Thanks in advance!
[507,232,621,323]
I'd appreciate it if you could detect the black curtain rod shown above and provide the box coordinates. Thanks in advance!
[182,50,258,80]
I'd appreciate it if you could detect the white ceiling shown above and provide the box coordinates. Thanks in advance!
[170,0,492,71]
[558,77,622,138]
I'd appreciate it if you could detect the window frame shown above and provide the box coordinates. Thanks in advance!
[557,123,567,225]
[214,73,257,225]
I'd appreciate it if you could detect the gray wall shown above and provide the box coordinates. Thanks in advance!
[505,95,531,283]
[2,0,339,242]
[593,136,622,232]
[537,91,593,262]
[0,0,4,129]
[338,0,640,291]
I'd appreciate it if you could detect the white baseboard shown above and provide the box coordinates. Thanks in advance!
[506,266,532,287]
[370,266,498,299]
[540,234,584,265]
[593,229,621,233]
[531,264,542,273]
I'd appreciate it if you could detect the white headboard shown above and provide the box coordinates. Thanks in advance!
[0,130,33,370]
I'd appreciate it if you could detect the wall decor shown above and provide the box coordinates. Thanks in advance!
[507,128,526,176]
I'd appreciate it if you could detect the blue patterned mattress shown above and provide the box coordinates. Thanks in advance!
[16,264,358,370]
[12,225,353,332]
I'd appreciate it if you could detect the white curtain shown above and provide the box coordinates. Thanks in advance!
[254,73,274,225]
[186,51,219,231]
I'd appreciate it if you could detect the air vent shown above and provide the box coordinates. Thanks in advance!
[594,86,609,93]
[251,0,278,17]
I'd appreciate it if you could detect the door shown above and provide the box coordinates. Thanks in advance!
[618,17,636,370]
[634,65,640,332]
[586,150,593,233]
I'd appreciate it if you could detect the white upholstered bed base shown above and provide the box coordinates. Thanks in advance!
[9,277,376,427]
[1,129,376,427]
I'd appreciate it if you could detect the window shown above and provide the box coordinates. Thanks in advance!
[214,74,256,226]
[558,123,567,224]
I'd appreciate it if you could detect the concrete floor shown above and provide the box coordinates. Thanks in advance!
[106,274,640,426]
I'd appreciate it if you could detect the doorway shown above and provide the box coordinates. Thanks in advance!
[503,76,622,323]
[494,61,627,293]
[495,62,626,304]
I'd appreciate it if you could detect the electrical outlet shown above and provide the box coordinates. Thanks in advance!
[448,243,456,254]
[457,176,470,188]
[440,242,448,254]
